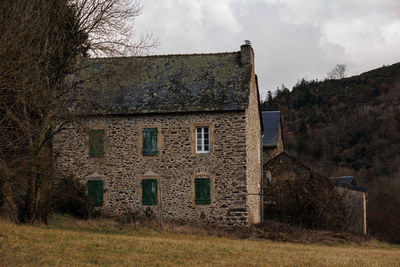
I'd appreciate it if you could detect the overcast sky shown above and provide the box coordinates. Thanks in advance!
[135,0,400,98]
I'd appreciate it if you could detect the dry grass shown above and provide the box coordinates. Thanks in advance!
[0,216,399,266]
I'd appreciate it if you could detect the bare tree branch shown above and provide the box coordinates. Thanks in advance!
[327,64,347,80]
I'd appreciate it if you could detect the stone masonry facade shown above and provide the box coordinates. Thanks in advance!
[53,111,256,226]
[335,187,367,234]
[244,53,262,224]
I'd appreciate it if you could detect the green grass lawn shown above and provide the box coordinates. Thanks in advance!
[1,216,399,266]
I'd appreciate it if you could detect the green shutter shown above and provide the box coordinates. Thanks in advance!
[195,178,211,204]
[142,128,158,156]
[142,179,157,205]
[88,180,103,206]
[89,129,104,158]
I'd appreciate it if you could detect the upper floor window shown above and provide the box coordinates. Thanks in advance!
[196,127,209,153]
[142,127,158,156]
[89,129,104,158]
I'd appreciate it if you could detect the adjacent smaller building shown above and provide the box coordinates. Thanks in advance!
[261,111,367,234]
[331,176,367,234]
[262,111,284,163]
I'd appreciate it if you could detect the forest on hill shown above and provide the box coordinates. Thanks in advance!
[261,62,400,243]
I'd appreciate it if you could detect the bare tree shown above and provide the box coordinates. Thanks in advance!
[0,0,156,222]
[74,0,156,56]
[327,64,347,79]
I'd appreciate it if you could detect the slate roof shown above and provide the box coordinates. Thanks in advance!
[330,176,367,192]
[67,52,252,115]
[262,111,281,148]
[330,176,355,186]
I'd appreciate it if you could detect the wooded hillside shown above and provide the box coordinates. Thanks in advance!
[262,62,400,243]
[264,63,400,182]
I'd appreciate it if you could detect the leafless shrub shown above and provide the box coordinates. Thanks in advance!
[264,174,349,231]
[368,177,400,244]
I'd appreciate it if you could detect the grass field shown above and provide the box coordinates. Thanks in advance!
[1,216,400,266]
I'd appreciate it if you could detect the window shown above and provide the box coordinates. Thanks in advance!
[89,129,104,158]
[88,180,103,206]
[196,127,209,153]
[142,179,157,205]
[194,178,211,204]
[142,128,158,156]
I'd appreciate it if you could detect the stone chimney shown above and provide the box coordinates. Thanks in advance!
[240,40,254,66]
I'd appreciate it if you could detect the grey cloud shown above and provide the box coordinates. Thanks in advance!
[135,0,400,96]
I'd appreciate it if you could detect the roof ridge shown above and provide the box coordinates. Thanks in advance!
[89,51,240,60]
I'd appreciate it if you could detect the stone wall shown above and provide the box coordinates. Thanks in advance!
[243,44,262,224]
[263,153,312,182]
[53,111,253,226]
[336,187,367,234]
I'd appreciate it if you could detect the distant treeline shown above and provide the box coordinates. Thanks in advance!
[261,62,400,243]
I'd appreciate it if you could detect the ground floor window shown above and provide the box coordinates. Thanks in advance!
[142,179,158,205]
[194,178,211,204]
[88,180,103,206]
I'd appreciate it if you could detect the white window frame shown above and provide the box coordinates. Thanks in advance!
[195,127,210,153]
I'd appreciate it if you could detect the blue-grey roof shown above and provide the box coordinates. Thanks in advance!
[262,111,280,148]
[67,52,252,115]
[330,176,367,192]
[330,176,355,186]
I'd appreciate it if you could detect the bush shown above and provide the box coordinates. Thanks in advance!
[264,174,348,231]
[53,176,94,219]
[368,177,400,244]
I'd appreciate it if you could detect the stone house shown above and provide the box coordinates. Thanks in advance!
[53,43,263,226]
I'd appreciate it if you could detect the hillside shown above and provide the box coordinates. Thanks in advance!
[262,62,400,243]
[264,63,400,181]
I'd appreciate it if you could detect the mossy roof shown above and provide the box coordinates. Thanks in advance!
[68,51,251,115]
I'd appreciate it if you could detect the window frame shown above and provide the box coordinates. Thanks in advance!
[191,123,214,156]
[142,127,158,156]
[195,127,210,153]
[138,125,163,159]
[192,173,214,207]
[194,177,211,204]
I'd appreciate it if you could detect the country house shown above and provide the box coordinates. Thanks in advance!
[53,42,263,226]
